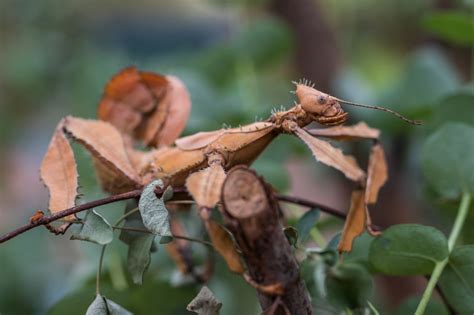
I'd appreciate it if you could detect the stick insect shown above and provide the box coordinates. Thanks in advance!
[40,67,419,285]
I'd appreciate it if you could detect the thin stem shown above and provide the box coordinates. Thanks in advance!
[276,194,346,219]
[415,192,471,315]
[0,189,143,244]
[0,189,344,244]
[111,225,213,247]
[96,245,107,295]
[114,208,139,227]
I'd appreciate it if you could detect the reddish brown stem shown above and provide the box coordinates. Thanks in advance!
[276,194,346,219]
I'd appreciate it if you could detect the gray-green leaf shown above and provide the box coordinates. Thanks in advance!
[71,210,113,245]
[369,224,449,275]
[296,208,320,244]
[186,286,222,315]
[127,234,155,285]
[421,123,474,199]
[86,294,132,315]
[138,180,172,243]
[439,245,474,313]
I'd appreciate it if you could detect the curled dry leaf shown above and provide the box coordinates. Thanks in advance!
[186,163,226,209]
[98,66,191,148]
[338,190,367,253]
[64,116,140,193]
[205,220,245,274]
[366,143,388,204]
[187,286,222,315]
[294,127,365,182]
[306,122,380,140]
[40,123,78,221]
[153,75,192,147]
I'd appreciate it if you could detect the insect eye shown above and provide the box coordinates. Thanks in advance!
[318,96,326,105]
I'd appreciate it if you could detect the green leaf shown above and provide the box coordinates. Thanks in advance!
[369,224,449,275]
[138,180,173,243]
[325,262,373,310]
[86,294,132,315]
[127,235,155,285]
[422,11,474,46]
[421,123,474,199]
[326,232,342,251]
[118,202,156,285]
[283,226,298,247]
[71,210,113,245]
[296,208,320,244]
[438,245,474,313]
[186,286,222,315]
[431,92,474,128]
[343,232,375,268]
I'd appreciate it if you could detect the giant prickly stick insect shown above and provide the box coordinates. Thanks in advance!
[40,67,419,283]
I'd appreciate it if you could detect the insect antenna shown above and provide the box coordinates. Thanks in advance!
[337,99,422,125]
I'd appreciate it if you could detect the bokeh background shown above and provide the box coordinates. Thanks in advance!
[0,0,473,314]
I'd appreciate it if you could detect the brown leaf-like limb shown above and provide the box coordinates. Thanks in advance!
[306,122,380,140]
[294,126,365,182]
[366,142,388,204]
[204,220,245,274]
[40,122,79,223]
[186,155,227,210]
[63,116,141,193]
[221,166,312,315]
[337,189,367,253]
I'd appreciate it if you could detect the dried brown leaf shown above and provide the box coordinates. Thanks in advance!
[98,67,191,148]
[64,116,140,192]
[294,127,365,182]
[40,125,78,220]
[306,122,380,140]
[98,67,166,138]
[338,190,366,253]
[151,75,191,147]
[366,143,388,204]
[186,163,226,208]
[205,220,245,274]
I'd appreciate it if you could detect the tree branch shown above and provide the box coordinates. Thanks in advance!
[221,166,313,314]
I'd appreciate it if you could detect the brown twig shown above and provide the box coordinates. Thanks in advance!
[0,186,345,244]
[0,190,142,244]
[276,194,346,219]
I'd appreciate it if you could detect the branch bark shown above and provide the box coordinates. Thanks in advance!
[221,166,312,314]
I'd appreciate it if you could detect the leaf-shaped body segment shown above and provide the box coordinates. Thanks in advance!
[64,116,141,193]
[40,124,78,220]
[145,122,276,186]
[294,127,365,182]
[186,163,227,209]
